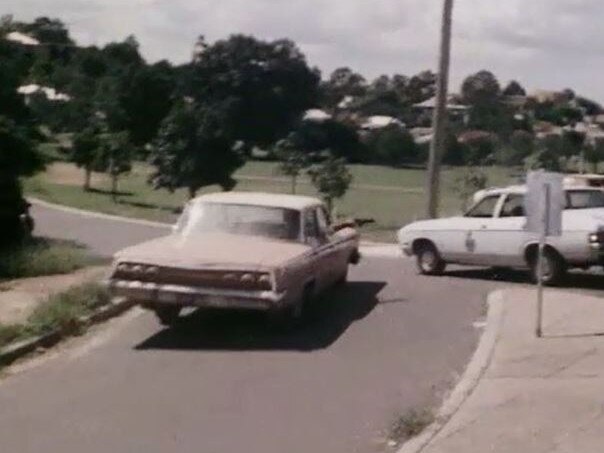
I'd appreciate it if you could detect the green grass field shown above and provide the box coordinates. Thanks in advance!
[24,161,520,242]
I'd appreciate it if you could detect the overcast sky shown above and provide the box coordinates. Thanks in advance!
[4,0,604,101]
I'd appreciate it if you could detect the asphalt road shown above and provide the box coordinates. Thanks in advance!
[0,203,502,453]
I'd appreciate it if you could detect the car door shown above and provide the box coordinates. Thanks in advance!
[302,207,336,291]
[472,193,527,267]
[457,194,503,265]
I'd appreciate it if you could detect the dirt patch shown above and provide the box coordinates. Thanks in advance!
[45,162,107,187]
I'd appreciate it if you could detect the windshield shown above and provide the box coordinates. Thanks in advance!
[566,190,604,209]
[178,202,301,241]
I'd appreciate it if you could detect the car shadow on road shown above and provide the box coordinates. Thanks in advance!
[445,267,604,292]
[135,281,388,352]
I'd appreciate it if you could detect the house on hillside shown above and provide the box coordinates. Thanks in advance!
[360,115,405,132]
[17,84,71,103]
[303,109,332,122]
[413,95,470,126]
[4,31,40,46]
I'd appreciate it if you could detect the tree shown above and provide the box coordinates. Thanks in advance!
[0,53,43,245]
[322,67,367,109]
[584,140,604,173]
[70,126,100,190]
[461,70,510,134]
[289,118,365,162]
[96,131,133,201]
[365,126,420,166]
[502,80,526,97]
[307,154,352,215]
[496,130,534,166]
[452,167,488,211]
[149,100,243,198]
[275,138,309,194]
[525,135,564,172]
[189,35,320,151]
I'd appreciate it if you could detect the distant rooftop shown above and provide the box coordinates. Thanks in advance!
[5,31,39,46]
[17,84,71,102]
[303,109,332,122]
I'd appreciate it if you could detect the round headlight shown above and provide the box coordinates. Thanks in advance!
[132,265,143,274]
[241,273,255,284]
[223,273,238,281]
[145,266,159,274]
[117,263,130,272]
[258,274,271,287]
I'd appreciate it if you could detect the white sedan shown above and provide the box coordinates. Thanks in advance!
[397,185,604,285]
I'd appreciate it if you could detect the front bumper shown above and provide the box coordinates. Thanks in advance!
[106,279,286,311]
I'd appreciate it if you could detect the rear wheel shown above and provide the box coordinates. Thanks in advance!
[530,249,567,286]
[415,243,446,276]
[154,306,181,326]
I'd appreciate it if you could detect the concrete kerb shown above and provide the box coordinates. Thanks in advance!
[397,290,506,453]
[28,197,401,255]
[0,297,135,367]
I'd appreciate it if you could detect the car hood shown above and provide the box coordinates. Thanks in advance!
[399,217,466,233]
[115,232,310,270]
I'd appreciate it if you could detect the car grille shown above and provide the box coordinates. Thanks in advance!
[112,264,272,291]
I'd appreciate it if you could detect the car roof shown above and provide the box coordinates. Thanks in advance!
[478,184,603,197]
[190,192,322,210]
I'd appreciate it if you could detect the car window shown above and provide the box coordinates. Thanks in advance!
[465,195,500,218]
[316,207,330,234]
[303,209,319,239]
[500,194,525,217]
[566,190,604,209]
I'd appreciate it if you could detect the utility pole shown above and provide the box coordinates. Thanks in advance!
[426,0,454,219]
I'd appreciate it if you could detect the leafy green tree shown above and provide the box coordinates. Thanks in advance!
[461,70,511,135]
[96,131,133,201]
[584,140,604,173]
[189,35,320,151]
[0,79,43,245]
[149,101,243,198]
[275,138,309,194]
[289,119,365,162]
[70,126,100,191]
[307,154,353,215]
[502,80,526,96]
[321,67,367,109]
[525,135,564,172]
[365,126,420,166]
[452,167,488,211]
[496,130,534,166]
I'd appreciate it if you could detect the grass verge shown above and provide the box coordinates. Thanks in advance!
[0,282,111,350]
[25,161,521,242]
[388,407,435,448]
[0,237,103,280]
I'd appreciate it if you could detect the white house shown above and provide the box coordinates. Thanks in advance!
[5,31,40,46]
[360,115,405,131]
[303,109,332,122]
[17,84,71,102]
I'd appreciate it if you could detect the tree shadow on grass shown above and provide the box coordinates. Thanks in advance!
[87,187,134,197]
[135,281,389,352]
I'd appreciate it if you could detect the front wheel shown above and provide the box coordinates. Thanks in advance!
[154,306,181,326]
[416,243,446,276]
[530,249,567,286]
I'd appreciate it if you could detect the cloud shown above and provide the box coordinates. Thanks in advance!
[4,0,604,101]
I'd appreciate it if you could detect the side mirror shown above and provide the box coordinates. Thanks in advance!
[332,220,356,233]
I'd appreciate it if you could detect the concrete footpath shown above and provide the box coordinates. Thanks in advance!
[420,287,604,453]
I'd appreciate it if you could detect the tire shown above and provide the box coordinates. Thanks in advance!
[335,267,349,287]
[154,306,181,326]
[530,249,567,286]
[269,286,313,330]
[415,243,446,276]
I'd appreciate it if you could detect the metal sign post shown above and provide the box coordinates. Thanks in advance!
[525,171,563,338]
